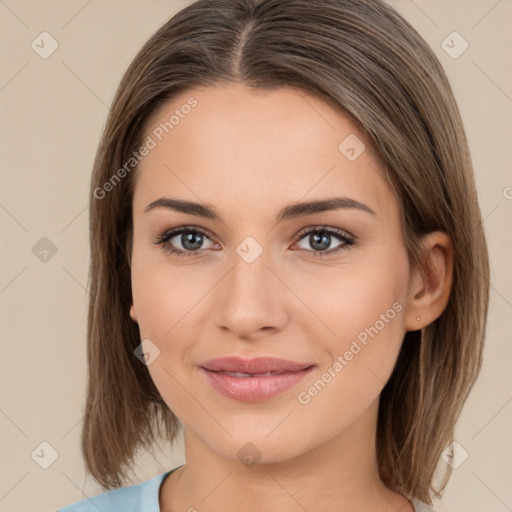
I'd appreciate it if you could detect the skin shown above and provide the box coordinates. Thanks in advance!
[129,83,453,512]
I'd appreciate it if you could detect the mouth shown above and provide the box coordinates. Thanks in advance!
[199,355,314,374]
[198,356,315,402]
[208,370,301,377]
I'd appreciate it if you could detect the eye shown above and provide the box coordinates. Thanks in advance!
[153,226,219,258]
[153,225,355,260]
[292,226,355,259]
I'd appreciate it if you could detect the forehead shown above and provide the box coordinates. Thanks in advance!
[133,83,394,219]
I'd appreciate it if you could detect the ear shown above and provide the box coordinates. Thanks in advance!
[129,303,138,323]
[404,231,454,332]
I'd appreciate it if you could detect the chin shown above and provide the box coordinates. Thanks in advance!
[200,428,311,467]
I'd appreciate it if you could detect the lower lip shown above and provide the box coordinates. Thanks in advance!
[200,367,314,402]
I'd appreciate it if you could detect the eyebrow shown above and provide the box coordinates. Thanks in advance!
[144,196,376,222]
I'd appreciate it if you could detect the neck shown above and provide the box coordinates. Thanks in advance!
[159,399,414,512]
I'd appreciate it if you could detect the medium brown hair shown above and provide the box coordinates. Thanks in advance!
[83,0,490,504]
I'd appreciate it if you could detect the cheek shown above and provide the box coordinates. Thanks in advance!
[130,261,199,420]
[309,245,410,377]
[293,266,408,435]
[132,277,192,348]
[298,250,408,339]
[130,238,209,339]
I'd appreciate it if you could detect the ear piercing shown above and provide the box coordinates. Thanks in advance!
[416,316,421,323]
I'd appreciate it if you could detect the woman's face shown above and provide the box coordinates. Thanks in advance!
[130,83,414,464]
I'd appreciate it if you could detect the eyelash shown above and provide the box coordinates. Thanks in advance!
[152,225,355,260]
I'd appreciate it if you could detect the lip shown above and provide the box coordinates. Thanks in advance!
[199,356,315,402]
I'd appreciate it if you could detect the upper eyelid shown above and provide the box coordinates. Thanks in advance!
[295,225,354,240]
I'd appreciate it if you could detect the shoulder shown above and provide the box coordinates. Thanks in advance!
[56,471,170,512]
[411,498,441,512]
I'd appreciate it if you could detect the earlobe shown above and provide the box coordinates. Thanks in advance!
[129,304,138,322]
[405,231,454,332]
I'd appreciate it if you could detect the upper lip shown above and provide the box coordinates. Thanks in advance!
[199,356,315,374]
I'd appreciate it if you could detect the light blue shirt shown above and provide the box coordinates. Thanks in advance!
[56,467,177,512]
[56,465,437,512]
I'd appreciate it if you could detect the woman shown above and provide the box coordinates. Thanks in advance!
[57,0,490,510]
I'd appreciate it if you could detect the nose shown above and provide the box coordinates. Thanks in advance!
[212,247,289,342]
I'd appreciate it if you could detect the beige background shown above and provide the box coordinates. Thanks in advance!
[0,1,510,511]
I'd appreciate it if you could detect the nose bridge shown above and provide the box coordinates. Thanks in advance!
[213,238,288,338]
[225,229,269,280]
[228,240,274,307]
